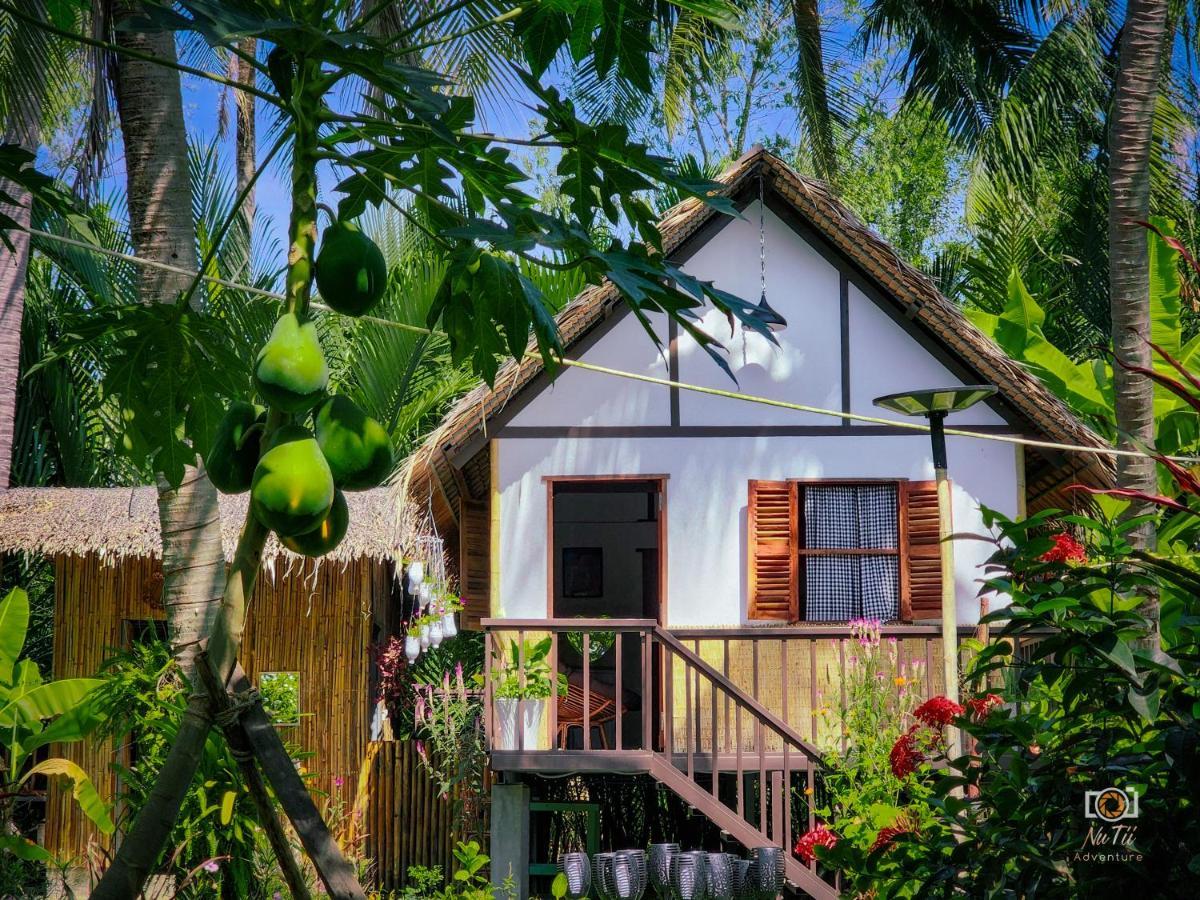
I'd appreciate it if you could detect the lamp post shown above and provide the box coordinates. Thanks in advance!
[873,386,996,753]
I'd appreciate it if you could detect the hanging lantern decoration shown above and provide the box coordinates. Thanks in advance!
[404,633,420,663]
[752,171,787,333]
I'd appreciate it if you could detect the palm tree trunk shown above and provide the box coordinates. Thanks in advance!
[0,2,47,490]
[0,130,36,492]
[109,0,226,686]
[1107,0,1169,565]
[234,38,257,233]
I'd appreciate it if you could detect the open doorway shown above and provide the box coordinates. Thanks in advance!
[550,478,664,620]
[548,477,665,750]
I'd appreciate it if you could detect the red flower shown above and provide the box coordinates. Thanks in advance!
[793,824,838,865]
[889,726,925,778]
[869,815,919,854]
[1040,532,1087,564]
[914,695,965,728]
[965,693,1003,720]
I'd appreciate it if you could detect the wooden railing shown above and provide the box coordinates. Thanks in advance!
[481,619,856,899]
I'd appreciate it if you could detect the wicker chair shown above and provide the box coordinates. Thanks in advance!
[556,680,616,749]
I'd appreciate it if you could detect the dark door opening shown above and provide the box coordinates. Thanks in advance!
[549,477,665,750]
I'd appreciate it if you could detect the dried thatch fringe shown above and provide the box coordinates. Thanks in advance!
[0,486,432,566]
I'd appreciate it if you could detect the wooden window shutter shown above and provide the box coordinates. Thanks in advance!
[458,499,490,630]
[747,480,797,621]
[901,480,944,622]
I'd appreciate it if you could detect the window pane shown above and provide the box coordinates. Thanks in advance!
[804,484,897,550]
[804,485,859,549]
[805,557,860,620]
[861,556,899,621]
[857,484,898,550]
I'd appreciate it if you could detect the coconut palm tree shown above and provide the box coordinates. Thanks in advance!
[1107,0,1171,558]
[862,0,1181,522]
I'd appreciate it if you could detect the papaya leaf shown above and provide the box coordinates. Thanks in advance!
[20,758,114,834]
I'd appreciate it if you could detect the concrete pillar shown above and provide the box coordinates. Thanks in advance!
[490,780,530,898]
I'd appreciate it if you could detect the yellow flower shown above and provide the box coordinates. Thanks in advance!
[894,676,906,687]
[804,786,814,796]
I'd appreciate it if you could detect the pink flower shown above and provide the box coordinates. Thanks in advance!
[914,696,965,728]
[793,824,838,864]
[202,860,220,874]
[334,776,345,789]
[890,727,925,778]
[1040,532,1087,564]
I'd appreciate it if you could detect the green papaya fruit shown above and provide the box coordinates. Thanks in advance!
[314,220,387,316]
[281,489,349,557]
[250,425,335,537]
[205,401,266,494]
[313,395,394,490]
[253,313,329,413]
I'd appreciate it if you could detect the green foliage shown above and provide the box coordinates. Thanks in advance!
[967,221,1200,475]
[490,637,567,701]
[91,638,305,898]
[397,841,518,900]
[258,672,301,725]
[820,504,1200,895]
[813,618,935,878]
[0,587,111,867]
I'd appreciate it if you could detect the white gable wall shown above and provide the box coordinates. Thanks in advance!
[491,202,1021,626]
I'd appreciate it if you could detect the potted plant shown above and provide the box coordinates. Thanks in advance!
[441,592,462,638]
[492,637,567,751]
[404,624,421,663]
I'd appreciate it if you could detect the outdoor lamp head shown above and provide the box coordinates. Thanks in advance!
[872,385,996,418]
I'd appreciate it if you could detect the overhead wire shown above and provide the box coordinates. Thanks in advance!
[23,225,1199,466]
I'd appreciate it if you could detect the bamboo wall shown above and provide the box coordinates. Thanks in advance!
[45,552,389,863]
[365,740,490,890]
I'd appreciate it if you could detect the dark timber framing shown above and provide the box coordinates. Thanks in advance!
[447,174,1031,466]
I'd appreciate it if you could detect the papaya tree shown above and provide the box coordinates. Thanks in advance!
[0,587,113,864]
[3,1,765,897]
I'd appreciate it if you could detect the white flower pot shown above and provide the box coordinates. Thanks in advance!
[404,635,420,663]
[495,698,545,751]
[419,624,431,649]
[430,620,444,647]
[442,612,458,638]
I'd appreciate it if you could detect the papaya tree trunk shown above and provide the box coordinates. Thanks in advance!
[1107,0,1168,561]
[109,0,226,685]
[95,51,365,900]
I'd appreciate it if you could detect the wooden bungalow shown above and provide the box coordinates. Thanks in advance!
[404,148,1115,897]
[0,485,450,884]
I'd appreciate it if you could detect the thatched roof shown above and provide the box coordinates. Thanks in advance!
[0,486,420,565]
[409,147,1114,495]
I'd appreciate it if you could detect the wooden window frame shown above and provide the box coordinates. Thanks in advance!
[792,479,903,622]
[749,478,918,624]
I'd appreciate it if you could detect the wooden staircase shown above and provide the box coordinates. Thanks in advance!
[483,619,840,899]
[648,628,838,900]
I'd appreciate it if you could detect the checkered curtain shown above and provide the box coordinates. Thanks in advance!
[803,485,899,621]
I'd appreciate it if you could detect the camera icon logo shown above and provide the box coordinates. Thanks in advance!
[1084,787,1139,822]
